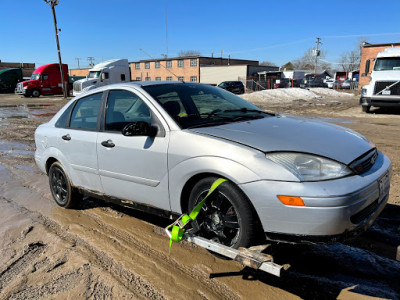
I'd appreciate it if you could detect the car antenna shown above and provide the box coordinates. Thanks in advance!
[139,48,185,83]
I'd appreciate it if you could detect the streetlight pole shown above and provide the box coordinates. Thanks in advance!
[44,0,67,99]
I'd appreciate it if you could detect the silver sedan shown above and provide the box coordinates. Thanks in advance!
[34,82,391,248]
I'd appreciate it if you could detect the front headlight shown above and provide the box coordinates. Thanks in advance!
[266,152,352,181]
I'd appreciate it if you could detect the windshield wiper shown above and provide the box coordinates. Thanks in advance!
[223,108,265,114]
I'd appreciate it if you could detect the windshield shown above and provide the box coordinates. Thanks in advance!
[30,74,40,80]
[218,82,228,87]
[374,57,400,71]
[142,83,271,129]
[88,71,101,79]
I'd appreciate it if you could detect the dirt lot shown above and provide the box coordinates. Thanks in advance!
[0,92,399,299]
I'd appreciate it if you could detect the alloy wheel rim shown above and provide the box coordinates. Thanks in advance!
[51,168,68,205]
[196,190,240,246]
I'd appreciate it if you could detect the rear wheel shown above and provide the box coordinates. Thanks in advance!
[48,162,81,208]
[188,177,258,249]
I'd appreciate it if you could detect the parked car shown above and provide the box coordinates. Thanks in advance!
[35,82,391,249]
[325,79,335,89]
[340,80,352,89]
[218,81,245,94]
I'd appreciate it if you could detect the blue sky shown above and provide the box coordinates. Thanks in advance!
[2,0,400,69]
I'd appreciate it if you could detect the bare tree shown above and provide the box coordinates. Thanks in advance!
[339,50,360,72]
[292,48,331,72]
[338,38,368,72]
[177,50,202,57]
[259,60,277,67]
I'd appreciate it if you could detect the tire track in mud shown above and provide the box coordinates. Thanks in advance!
[0,160,239,299]
[78,209,241,300]
[0,242,46,291]
[0,161,166,299]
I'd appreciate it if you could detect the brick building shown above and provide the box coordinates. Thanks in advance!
[0,61,35,78]
[359,42,400,89]
[69,68,89,77]
[130,56,259,82]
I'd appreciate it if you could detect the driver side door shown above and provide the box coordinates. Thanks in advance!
[97,89,170,210]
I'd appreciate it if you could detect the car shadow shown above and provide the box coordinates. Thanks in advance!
[77,197,400,299]
[369,107,400,115]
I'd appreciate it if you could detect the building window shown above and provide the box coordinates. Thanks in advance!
[155,77,161,81]
[190,59,197,67]
[178,60,184,68]
[155,61,160,69]
[145,77,151,81]
[166,61,172,68]
[190,76,197,82]
[145,62,150,69]
[178,76,184,81]
[166,76,172,81]
[135,63,140,69]
[135,77,141,81]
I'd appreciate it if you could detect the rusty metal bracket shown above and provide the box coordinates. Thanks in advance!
[183,234,289,277]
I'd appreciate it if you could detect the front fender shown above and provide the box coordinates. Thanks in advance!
[168,156,259,213]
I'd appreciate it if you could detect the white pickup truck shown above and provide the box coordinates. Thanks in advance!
[73,59,130,96]
[360,47,400,113]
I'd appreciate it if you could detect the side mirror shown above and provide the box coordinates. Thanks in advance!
[365,59,370,74]
[122,122,157,137]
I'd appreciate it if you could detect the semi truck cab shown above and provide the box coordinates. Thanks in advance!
[15,63,68,97]
[360,47,400,112]
[72,59,130,96]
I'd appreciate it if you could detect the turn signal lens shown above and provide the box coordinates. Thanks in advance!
[278,195,305,206]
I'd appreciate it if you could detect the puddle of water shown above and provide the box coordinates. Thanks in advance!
[14,165,37,173]
[0,105,56,119]
[0,141,34,156]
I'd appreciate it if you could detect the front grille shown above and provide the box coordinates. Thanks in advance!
[350,199,379,224]
[73,81,81,92]
[349,149,378,174]
[373,81,400,95]
[15,82,23,93]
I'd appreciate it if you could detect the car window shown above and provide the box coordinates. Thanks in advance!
[70,92,103,130]
[105,90,151,131]
[142,83,267,129]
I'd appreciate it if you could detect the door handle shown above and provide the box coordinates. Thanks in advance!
[101,140,115,148]
[62,134,71,141]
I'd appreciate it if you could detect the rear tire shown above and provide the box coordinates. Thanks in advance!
[188,177,258,249]
[362,105,371,113]
[48,162,81,208]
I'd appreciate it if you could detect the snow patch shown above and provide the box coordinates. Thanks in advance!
[240,87,354,104]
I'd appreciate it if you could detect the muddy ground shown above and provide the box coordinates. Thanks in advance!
[0,92,399,300]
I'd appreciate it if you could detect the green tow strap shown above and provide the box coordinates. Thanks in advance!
[166,178,227,255]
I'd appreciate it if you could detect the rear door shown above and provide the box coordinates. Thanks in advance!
[97,89,170,210]
[58,92,103,192]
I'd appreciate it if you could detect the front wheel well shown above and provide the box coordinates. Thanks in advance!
[180,173,219,214]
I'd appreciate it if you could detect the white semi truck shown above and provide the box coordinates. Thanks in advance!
[73,59,130,96]
[360,47,400,113]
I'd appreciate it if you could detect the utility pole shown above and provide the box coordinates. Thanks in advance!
[87,57,95,67]
[165,5,168,58]
[44,0,67,99]
[314,37,322,73]
[75,57,81,69]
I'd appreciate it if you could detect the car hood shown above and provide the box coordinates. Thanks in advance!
[191,115,374,165]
